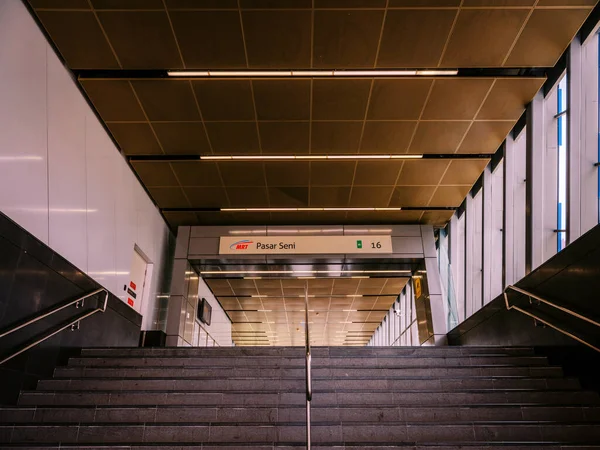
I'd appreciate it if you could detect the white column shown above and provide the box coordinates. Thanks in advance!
[504,138,515,286]
[482,167,493,304]
[464,193,474,316]
[421,225,447,345]
[576,33,599,235]
[526,92,546,273]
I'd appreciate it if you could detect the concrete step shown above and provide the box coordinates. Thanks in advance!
[66,355,550,368]
[35,377,580,392]
[17,389,600,407]
[54,365,564,379]
[2,422,600,444]
[2,405,600,424]
[3,442,600,450]
[1,445,600,450]
[80,346,536,358]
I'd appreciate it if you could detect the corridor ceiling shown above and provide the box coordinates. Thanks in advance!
[205,276,409,346]
[26,0,596,228]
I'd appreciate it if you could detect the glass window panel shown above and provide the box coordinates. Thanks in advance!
[557,75,568,251]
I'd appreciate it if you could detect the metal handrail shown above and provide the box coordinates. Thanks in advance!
[304,284,311,450]
[0,288,109,364]
[504,285,600,353]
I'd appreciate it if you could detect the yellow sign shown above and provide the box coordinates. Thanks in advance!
[414,277,422,299]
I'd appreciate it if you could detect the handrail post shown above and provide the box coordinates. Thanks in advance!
[304,282,311,450]
[504,285,600,353]
[0,288,110,365]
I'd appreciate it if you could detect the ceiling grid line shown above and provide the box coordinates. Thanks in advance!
[126,80,195,210]
[348,77,376,212]
[501,0,540,67]
[85,0,122,68]
[186,79,233,211]
[397,79,437,218]
[236,0,250,69]
[421,79,500,215]
[161,0,186,69]
[435,0,465,68]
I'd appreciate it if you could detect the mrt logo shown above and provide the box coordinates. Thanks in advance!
[230,240,253,250]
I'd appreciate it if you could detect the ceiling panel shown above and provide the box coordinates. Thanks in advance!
[192,80,255,121]
[242,10,312,68]
[205,122,260,154]
[377,9,457,67]
[441,9,530,67]
[457,121,515,154]
[313,10,384,67]
[169,11,246,68]
[152,123,211,155]
[505,8,592,67]
[80,80,144,122]
[131,80,199,121]
[367,79,433,120]
[422,79,494,121]
[253,80,311,120]
[96,11,183,68]
[312,80,371,120]
[108,123,163,155]
[31,2,594,69]
[409,121,470,154]
[130,162,178,187]
[311,122,363,153]
[360,121,416,153]
[27,0,596,228]
[35,11,119,68]
[259,122,310,153]
[476,79,546,121]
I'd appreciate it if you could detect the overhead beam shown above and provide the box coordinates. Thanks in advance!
[128,154,493,162]
[74,68,548,80]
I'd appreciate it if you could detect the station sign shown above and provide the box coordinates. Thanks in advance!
[219,235,393,255]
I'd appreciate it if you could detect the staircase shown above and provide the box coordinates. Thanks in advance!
[1,346,600,448]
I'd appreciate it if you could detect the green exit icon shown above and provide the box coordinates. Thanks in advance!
[356,240,363,249]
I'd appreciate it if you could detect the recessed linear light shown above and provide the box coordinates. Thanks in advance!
[222,207,402,212]
[166,69,458,78]
[199,154,423,161]
[201,270,411,275]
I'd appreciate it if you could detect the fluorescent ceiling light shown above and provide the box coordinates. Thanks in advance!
[199,154,423,161]
[292,70,334,76]
[167,69,458,78]
[416,70,459,76]
[327,154,390,160]
[200,269,411,275]
[222,207,402,212]
[334,70,417,76]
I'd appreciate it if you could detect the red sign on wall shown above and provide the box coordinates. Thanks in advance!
[130,281,137,290]
[127,298,134,307]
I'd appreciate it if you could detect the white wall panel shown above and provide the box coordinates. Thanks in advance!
[86,117,118,294]
[47,50,88,271]
[0,0,49,243]
[0,0,173,329]
[198,278,233,347]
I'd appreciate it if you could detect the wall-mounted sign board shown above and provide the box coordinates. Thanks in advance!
[219,235,393,255]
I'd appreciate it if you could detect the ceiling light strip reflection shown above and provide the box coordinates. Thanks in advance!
[167,69,458,78]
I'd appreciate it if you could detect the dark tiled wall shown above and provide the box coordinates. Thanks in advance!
[0,212,142,404]
[447,295,574,346]
[448,224,600,347]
